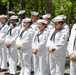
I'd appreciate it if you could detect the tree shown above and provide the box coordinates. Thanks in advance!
[45,0,52,13]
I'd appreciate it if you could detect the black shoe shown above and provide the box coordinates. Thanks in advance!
[17,66,21,70]
[4,72,9,75]
[0,69,7,72]
[10,74,16,75]
[31,71,34,74]
[7,62,9,67]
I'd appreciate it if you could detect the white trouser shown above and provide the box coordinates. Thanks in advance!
[7,48,10,63]
[70,61,76,75]
[46,52,50,75]
[8,44,17,74]
[0,43,7,69]
[50,54,66,75]
[33,54,47,75]
[20,51,31,75]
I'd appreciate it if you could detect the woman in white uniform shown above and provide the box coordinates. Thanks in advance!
[67,23,76,75]
[16,18,33,75]
[46,16,69,75]
[32,19,49,75]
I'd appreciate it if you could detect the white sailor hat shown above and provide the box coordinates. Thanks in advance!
[10,15,18,20]
[22,18,31,22]
[31,11,39,16]
[0,14,7,18]
[52,16,63,22]
[37,19,47,24]
[59,15,66,19]
[18,10,25,15]
[42,14,51,18]
[8,11,15,14]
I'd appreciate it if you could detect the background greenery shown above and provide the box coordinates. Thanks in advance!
[0,0,76,24]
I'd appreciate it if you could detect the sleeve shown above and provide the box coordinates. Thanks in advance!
[67,30,75,55]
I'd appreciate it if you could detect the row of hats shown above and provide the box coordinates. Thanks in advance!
[0,14,18,20]
[8,10,51,18]
[22,18,47,25]
[8,10,39,16]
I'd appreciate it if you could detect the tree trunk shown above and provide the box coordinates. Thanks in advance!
[7,0,12,11]
[20,0,25,10]
[35,0,38,11]
[45,0,52,13]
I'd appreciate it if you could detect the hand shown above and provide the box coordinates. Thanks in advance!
[6,44,11,48]
[16,45,21,50]
[32,50,37,55]
[48,47,54,53]
[70,54,76,62]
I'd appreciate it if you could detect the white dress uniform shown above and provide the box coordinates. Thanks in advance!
[67,23,76,75]
[32,27,49,75]
[16,26,34,75]
[5,25,20,74]
[0,23,10,69]
[31,11,39,73]
[46,17,69,75]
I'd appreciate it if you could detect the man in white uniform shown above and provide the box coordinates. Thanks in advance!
[31,11,39,32]
[30,11,39,74]
[5,15,20,75]
[0,14,10,72]
[16,18,34,75]
[47,16,69,75]
[42,13,54,75]
[67,23,76,75]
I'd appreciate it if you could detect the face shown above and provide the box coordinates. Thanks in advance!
[8,14,14,18]
[31,15,37,23]
[43,18,50,24]
[54,22,62,30]
[10,19,17,25]
[1,18,7,24]
[23,22,30,28]
[19,14,25,19]
[38,23,46,31]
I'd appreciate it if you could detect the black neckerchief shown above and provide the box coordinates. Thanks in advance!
[0,24,5,30]
[9,24,17,36]
[34,29,44,42]
[19,27,31,38]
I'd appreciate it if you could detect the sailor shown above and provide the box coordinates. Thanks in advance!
[16,18,33,75]
[32,19,49,75]
[30,11,39,74]
[31,11,39,32]
[67,23,76,75]
[42,13,54,33]
[7,11,15,26]
[0,14,9,72]
[17,10,26,27]
[42,13,54,75]
[5,15,20,75]
[46,16,69,75]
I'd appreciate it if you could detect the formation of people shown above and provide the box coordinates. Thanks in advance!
[0,10,75,75]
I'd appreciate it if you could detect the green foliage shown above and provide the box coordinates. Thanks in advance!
[0,0,76,22]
